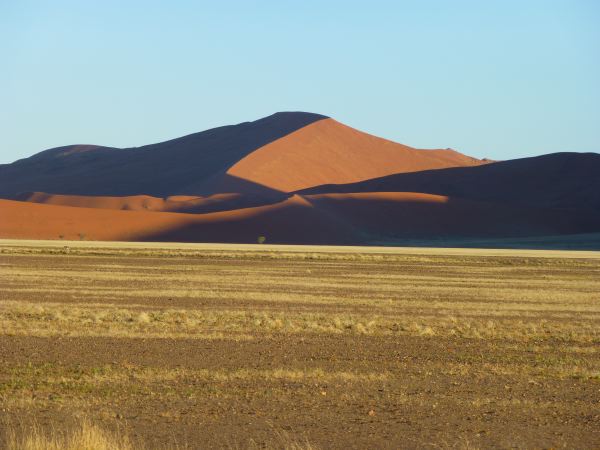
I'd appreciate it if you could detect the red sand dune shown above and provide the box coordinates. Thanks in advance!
[14,192,275,214]
[0,112,329,198]
[0,197,358,244]
[1,112,598,244]
[0,112,487,198]
[223,118,487,193]
[2,191,597,245]
[16,192,169,211]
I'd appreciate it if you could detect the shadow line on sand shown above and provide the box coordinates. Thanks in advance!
[134,193,600,246]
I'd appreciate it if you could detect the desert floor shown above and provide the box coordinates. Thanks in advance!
[0,241,599,449]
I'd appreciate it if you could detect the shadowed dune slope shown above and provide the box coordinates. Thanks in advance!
[299,152,600,212]
[0,112,486,198]
[0,112,327,198]
[305,192,600,239]
[2,191,598,244]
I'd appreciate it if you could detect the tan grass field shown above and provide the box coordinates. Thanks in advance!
[0,240,599,448]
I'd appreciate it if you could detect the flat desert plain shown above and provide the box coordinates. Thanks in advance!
[0,241,599,449]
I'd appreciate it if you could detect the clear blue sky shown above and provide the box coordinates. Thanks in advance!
[1,0,599,163]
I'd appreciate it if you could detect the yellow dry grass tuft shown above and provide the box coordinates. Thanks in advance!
[6,419,136,450]
[4,418,318,450]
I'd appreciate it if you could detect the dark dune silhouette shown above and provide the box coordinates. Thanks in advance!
[0,112,326,197]
[304,192,600,240]
[299,152,600,212]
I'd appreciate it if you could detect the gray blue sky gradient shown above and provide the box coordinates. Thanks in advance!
[1,0,599,163]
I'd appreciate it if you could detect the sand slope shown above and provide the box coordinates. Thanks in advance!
[305,192,600,239]
[0,197,358,244]
[223,118,486,192]
[15,192,284,214]
[0,112,485,198]
[300,152,600,212]
[0,112,326,197]
[3,190,598,245]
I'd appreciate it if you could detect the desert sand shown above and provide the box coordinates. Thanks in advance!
[2,190,598,245]
[224,118,486,192]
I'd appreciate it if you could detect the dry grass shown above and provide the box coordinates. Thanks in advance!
[1,242,599,448]
[4,419,317,450]
[1,300,598,343]
[2,246,599,344]
[1,363,388,395]
[2,238,600,260]
[5,419,136,450]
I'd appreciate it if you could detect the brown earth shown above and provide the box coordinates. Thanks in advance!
[0,244,599,449]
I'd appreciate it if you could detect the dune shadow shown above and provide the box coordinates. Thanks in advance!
[188,173,289,199]
[307,194,600,241]
[125,192,600,246]
[0,112,328,198]
[165,176,291,215]
[298,152,600,213]
[134,197,361,245]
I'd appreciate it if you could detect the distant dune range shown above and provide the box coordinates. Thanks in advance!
[299,152,600,212]
[1,111,599,245]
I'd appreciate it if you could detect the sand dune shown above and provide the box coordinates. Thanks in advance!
[300,152,600,212]
[305,192,600,239]
[1,112,598,244]
[15,192,283,214]
[222,118,487,192]
[0,112,326,197]
[0,197,358,244]
[0,112,485,198]
[3,190,598,245]
[15,192,169,211]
